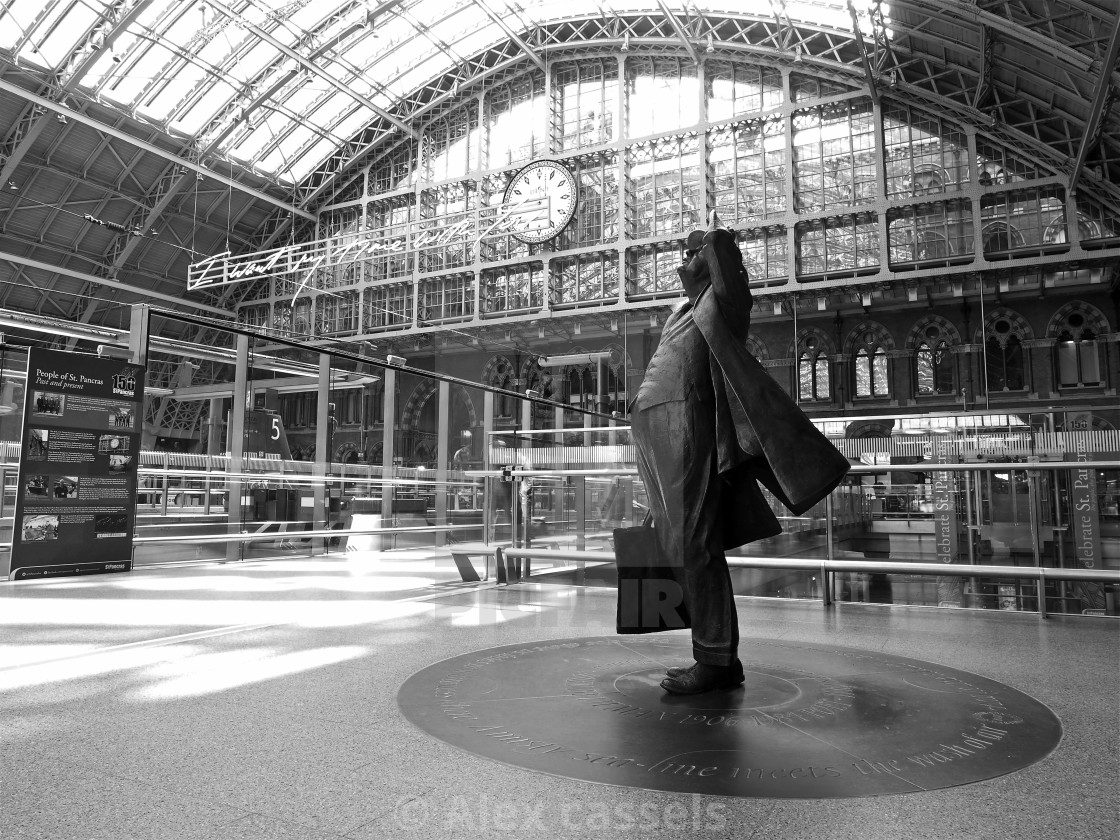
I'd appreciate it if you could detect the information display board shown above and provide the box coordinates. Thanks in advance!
[10,348,145,580]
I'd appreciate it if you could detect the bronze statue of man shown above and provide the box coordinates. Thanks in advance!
[628,211,849,695]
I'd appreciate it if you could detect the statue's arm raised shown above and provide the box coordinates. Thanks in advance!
[700,227,753,343]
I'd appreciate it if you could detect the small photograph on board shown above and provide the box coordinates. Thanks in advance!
[110,406,134,429]
[32,391,64,416]
[21,514,59,542]
[97,434,130,454]
[108,454,133,472]
[94,513,128,538]
[53,476,79,499]
[24,474,49,497]
[26,429,50,460]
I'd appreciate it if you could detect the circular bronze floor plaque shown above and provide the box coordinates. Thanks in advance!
[398,636,1061,798]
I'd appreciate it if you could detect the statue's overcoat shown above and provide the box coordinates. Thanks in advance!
[675,227,851,549]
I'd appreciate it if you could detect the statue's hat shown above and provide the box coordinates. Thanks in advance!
[685,210,727,252]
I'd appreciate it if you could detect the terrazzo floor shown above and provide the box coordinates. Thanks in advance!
[1,549,1117,840]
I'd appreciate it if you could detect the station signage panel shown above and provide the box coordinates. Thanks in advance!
[10,348,144,580]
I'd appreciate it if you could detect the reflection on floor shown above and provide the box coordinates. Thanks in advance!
[1,547,1117,840]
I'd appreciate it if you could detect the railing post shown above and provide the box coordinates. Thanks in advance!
[160,454,169,518]
[494,546,505,584]
[510,477,520,549]
[825,494,836,606]
[1038,567,1048,619]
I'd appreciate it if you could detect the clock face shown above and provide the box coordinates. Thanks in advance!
[502,160,578,244]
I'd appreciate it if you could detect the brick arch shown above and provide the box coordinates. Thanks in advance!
[906,314,962,349]
[399,379,438,432]
[788,326,835,358]
[974,306,1034,345]
[845,320,895,354]
[1046,301,1111,339]
[481,354,516,386]
[603,342,635,372]
[399,381,479,430]
[746,334,768,361]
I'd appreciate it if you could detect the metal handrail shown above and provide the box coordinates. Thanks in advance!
[495,547,1120,619]
[130,522,466,544]
[469,460,1120,478]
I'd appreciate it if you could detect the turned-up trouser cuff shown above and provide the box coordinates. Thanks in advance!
[632,399,738,666]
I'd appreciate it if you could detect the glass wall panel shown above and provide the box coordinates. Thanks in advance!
[1072,196,1119,246]
[550,251,619,307]
[625,57,699,138]
[316,290,360,337]
[419,273,474,324]
[510,411,1118,617]
[980,186,1067,257]
[790,73,852,102]
[418,181,477,273]
[792,99,877,212]
[626,243,685,298]
[882,104,969,198]
[740,228,788,285]
[480,263,544,315]
[238,303,270,331]
[708,118,787,225]
[479,172,537,264]
[626,135,702,238]
[707,61,782,122]
[887,200,974,267]
[796,214,879,278]
[554,59,617,152]
[486,71,548,168]
[555,152,619,249]
[364,282,413,332]
[364,195,414,282]
[368,143,417,195]
[422,102,479,183]
[976,139,1042,184]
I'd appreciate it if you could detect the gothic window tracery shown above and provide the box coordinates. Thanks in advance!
[1049,303,1108,387]
[909,317,960,396]
[848,323,892,398]
[981,310,1030,392]
[797,330,833,402]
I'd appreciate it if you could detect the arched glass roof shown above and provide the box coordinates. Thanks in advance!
[1,1,888,184]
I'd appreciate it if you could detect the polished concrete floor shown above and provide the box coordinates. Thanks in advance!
[1,549,1117,840]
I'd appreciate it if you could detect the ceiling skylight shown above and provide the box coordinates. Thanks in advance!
[0,1,893,184]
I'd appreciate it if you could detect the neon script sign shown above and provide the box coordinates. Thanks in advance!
[187,196,551,296]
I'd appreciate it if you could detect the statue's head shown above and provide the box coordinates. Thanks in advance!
[679,211,746,302]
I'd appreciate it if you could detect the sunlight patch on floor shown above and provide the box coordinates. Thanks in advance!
[134,645,369,700]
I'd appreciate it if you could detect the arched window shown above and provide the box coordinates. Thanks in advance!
[847,323,892,399]
[908,316,961,398]
[854,346,888,397]
[1052,310,1103,387]
[985,317,1025,391]
[1056,328,1099,386]
[566,366,597,411]
[798,335,830,401]
[485,357,515,418]
[522,361,556,426]
[916,325,955,395]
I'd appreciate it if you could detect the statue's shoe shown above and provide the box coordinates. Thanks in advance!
[660,662,744,695]
[666,658,744,684]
